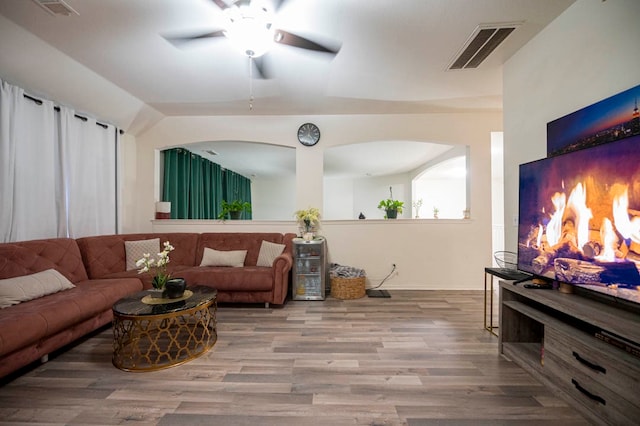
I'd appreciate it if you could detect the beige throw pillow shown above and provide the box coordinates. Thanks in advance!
[0,269,75,309]
[125,238,160,271]
[256,240,286,267]
[200,247,247,267]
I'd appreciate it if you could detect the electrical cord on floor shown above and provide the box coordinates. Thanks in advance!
[367,264,396,290]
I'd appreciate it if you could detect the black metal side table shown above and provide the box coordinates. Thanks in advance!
[484,267,530,336]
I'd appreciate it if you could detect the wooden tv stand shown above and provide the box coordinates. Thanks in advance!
[499,281,640,425]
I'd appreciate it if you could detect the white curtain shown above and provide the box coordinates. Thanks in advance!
[0,81,21,242]
[58,107,116,238]
[0,81,58,241]
[0,79,117,242]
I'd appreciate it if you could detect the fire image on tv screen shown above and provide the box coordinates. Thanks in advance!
[518,135,640,304]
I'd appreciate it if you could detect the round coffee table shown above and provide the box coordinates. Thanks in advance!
[112,286,217,372]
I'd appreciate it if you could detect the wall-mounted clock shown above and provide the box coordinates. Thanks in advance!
[297,123,320,146]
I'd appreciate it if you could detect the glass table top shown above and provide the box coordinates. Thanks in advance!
[113,286,217,316]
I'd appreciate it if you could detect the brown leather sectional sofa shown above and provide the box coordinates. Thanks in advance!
[0,232,295,379]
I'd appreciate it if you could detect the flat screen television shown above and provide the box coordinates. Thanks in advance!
[517,134,640,306]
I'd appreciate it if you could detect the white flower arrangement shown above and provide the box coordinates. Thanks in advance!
[294,207,321,227]
[136,241,175,289]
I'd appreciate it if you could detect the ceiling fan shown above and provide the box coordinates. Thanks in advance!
[164,0,341,79]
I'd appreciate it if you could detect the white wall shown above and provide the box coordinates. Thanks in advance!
[136,112,501,289]
[0,14,158,133]
[251,176,296,220]
[490,132,504,259]
[325,172,424,220]
[323,177,355,219]
[503,0,640,251]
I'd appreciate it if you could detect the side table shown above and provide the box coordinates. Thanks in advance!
[484,267,530,336]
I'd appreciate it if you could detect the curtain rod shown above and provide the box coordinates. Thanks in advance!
[23,93,110,130]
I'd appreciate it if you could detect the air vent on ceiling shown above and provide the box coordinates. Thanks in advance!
[32,0,79,16]
[448,23,520,70]
[205,149,219,156]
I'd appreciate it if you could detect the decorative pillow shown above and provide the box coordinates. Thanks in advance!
[125,238,160,271]
[256,240,286,267]
[200,247,247,267]
[0,269,75,309]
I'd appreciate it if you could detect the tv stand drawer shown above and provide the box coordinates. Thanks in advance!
[544,351,640,425]
[544,326,640,401]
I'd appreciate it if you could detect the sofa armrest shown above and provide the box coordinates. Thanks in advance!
[270,251,293,304]
[273,251,293,272]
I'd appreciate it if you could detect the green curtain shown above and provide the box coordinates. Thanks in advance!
[188,154,204,219]
[235,171,252,220]
[162,148,190,219]
[162,148,250,219]
[223,169,252,219]
[202,160,223,219]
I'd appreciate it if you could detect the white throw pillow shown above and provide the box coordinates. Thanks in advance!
[200,247,247,267]
[0,269,75,309]
[125,238,160,271]
[256,240,286,267]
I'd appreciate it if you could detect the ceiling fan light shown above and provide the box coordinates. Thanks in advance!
[223,2,274,57]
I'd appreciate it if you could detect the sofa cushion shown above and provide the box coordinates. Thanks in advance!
[0,238,89,283]
[0,269,75,309]
[0,276,142,357]
[200,248,247,267]
[256,240,286,267]
[180,266,274,291]
[76,233,200,278]
[124,238,160,271]
[197,233,285,267]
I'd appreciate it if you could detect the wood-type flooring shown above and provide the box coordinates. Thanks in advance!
[0,290,588,425]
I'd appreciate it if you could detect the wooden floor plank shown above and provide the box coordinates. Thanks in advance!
[0,290,589,425]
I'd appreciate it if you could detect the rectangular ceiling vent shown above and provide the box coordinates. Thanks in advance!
[32,0,79,16]
[448,23,520,70]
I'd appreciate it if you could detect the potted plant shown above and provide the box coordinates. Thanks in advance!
[135,240,185,298]
[294,207,321,237]
[218,199,251,220]
[412,198,423,218]
[378,187,404,219]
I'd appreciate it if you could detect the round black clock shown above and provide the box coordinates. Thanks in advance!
[297,123,320,146]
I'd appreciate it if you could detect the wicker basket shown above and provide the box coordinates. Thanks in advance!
[331,276,366,300]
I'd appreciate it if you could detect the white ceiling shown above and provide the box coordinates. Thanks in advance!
[0,0,575,178]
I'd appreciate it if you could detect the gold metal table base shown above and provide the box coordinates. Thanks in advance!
[113,298,217,372]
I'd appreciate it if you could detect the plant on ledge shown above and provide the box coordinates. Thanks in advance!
[136,241,175,289]
[294,207,321,234]
[378,187,404,219]
[218,199,252,220]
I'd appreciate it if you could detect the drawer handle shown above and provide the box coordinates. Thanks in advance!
[572,351,606,374]
[571,379,606,405]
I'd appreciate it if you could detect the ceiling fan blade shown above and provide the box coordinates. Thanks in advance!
[274,30,340,55]
[210,0,250,10]
[163,30,226,47]
[272,0,290,12]
[252,55,274,79]
[210,0,231,10]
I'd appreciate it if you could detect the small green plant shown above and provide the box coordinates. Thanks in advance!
[378,186,404,218]
[218,200,251,220]
[412,198,423,218]
[377,198,404,213]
